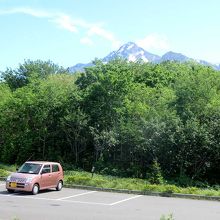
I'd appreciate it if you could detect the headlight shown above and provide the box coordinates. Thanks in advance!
[26,177,33,183]
[6,175,11,181]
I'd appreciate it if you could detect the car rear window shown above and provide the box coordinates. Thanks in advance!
[52,164,59,172]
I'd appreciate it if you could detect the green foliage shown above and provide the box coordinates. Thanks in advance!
[0,169,9,177]
[1,60,67,90]
[64,170,220,196]
[1,59,220,185]
[12,217,20,220]
[148,159,164,184]
[66,176,91,185]
[160,213,174,220]
[0,164,16,172]
[65,170,147,190]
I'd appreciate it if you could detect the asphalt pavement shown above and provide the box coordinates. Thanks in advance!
[0,181,220,220]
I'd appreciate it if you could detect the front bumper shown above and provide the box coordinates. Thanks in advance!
[6,181,33,192]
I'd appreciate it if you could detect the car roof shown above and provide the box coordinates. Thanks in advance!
[25,161,60,165]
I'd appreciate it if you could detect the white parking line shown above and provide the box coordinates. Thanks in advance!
[0,194,56,201]
[110,195,142,206]
[0,194,109,206]
[0,190,142,207]
[57,191,96,200]
[59,199,109,206]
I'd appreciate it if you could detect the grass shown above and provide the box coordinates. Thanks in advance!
[1,164,220,197]
[0,168,10,177]
[0,163,17,177]
[64,170,148,190]
[0,163,17,172]
[64,170,220,197]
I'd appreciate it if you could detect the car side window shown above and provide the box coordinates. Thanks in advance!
[52,164,59,172]
[42,165,51,174]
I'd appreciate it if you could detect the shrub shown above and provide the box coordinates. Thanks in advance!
[145,184,160,192]
[64,170,220,197]
[148,159,164,184]
[0,169,9,177]
[0,163,16,172]
[184,187,199,194]
[91,179,106,187]
[163,185,181,193]
[66,176,91,185]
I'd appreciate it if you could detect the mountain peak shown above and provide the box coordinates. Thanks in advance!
[68,42,220,72]
[102,42,160,63]
[118,42,138,52]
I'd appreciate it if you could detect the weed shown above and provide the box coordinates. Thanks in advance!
[160,213,174,220]
[64,170,220,197]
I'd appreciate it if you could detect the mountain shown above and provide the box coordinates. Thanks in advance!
[198,60,220,70]
[68,42,220,72]
[159,51,192,63]
[102,42,160,63]
[68,42,160,72]
[68,62,93,72]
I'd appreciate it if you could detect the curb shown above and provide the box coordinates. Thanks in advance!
[64,184,220,202]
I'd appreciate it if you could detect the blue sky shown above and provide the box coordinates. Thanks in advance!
[0,0,220,71]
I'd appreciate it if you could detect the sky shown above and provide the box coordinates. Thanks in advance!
[0,0,220,71]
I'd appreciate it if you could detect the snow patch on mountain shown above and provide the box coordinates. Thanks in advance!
[68,42,220,72]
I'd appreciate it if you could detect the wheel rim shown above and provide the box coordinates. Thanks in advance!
[33,185,39,194]
[58,181,62,190]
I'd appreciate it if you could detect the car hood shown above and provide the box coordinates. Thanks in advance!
[10,172,37,180]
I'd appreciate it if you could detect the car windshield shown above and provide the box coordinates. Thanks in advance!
[17,163,42,174]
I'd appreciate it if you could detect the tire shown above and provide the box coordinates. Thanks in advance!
[56,180,63,191]
[7,189,15,193]
[32,184,39,195]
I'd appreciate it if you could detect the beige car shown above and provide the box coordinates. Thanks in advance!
[6,161,64,195]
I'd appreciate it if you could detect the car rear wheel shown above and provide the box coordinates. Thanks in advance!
[32,184,39,195]
[56,180,63,191]
[7,189,15,193]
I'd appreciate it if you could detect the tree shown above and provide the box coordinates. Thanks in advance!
[1,60,67,90]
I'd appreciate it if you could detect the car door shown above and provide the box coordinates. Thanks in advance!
[51,164,61,186]
[40,164,53,189]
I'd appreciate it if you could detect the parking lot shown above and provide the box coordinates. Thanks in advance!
[1,181,220,220]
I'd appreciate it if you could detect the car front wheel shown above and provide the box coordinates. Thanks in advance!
[32,184,39,195]
[56,180,63,191]
[7,189,15,193]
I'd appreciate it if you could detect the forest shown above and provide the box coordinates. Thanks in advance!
[1,59,220,185]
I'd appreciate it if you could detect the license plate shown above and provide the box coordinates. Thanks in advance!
[10,182,17,188]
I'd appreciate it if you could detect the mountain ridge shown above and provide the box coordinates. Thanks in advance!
[68,42,220,72]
